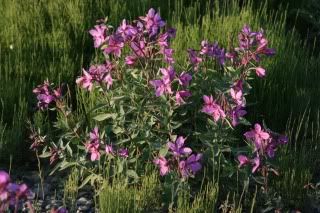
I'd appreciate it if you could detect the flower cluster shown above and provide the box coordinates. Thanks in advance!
[76,62,113,91]
[154,136,202,179]
[197,25,276,126]
[238,123,288,173]
[237,25,275,67]
[150,66,192,105]
[85,127,128,161]
[0,171,32,212]
[77,8,179,93]
[33,80,61,110]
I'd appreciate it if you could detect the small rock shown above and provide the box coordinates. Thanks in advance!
[78,205,91,212]
[77,197,89,206]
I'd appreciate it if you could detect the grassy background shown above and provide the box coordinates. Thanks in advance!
[0,0,319,194]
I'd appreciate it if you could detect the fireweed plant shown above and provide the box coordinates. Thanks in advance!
[30,8,287,207]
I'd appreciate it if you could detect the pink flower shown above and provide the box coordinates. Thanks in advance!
[103,34,124,57]
[85,127,102,161]
[150,80,170,96]
[178,72,192,87]
[255,67,266,77]
[201,95,226,122]
[149,73,173,97]
[85,142,100,161]
[153,156,170,176]
[125,55,137,65]
[175,90,191,105]
[89,24,107,48]
[251,157,260,173]
[102,73,113,89]
[230,88,244,106]
[237,155,250,167]
[76,70,94,91]
[105,145,114,155]
[244,123,270,150]
[117,19,137,41]
[237,155,260,173]
[0,171,10,191]
[140,8,165,36]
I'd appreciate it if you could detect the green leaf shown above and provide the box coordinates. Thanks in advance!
[117,160,124,174]
[93,113,116,122]
[126,170,139,179]
[79,173,99,189]
[39,152,51,158]
[59,161,78,171]
[113,126,124,134]
[159,146,169,157]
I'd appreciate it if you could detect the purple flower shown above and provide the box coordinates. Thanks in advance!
[118,148,129,158]
[188,49,202,70]
[200,41,225,64]
[178,72,192,87]
[117,19,137,41]
[57,207,69,213]
[140,8,166,36]
[160,66,175,82]
[179,154,202,178]
[33,80,59,110]
[244,123,270,150]
[201,95,226,122]
[231,106,247,126]
[238,25,256,50]
[153,156,170,176]
[103,34,124,57]
[175,90,191,105]
[167,28,176,38]
[158,33,169,48]
[163,48,175,64]
[130,40,147,57]
[89,24,107,48]
[167,136,192,157]
[76,70,94,91]
[149,79,172,97]
[150,67,175,97]
[89,62,113,81]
